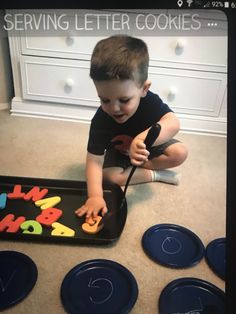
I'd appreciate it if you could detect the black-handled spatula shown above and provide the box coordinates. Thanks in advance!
[98,122,161,227]
[120,122,162,207]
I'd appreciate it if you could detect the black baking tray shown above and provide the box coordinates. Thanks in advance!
[0,175,127,245]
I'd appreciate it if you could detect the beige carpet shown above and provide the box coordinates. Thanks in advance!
[0,109,226,313]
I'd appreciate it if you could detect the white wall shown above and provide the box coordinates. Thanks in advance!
[0,11,13,110]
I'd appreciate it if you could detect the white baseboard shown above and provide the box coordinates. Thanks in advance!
[177,113,227,137]
[10,97,95,123]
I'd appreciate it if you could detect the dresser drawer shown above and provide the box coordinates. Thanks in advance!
[20,55,226,117]
[135,36,227,72]
[21,35,227,73]
[21,35,102,61]
[19,10,128,60]
[148,66,226,117]
[131,9,227,72]
[20,56,99,106]
[19,10,227,73]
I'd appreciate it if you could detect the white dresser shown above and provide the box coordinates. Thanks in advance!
[7,9,227,135]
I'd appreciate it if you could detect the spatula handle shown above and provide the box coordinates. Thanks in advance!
[122,122,162,199]
[144,122,161,150]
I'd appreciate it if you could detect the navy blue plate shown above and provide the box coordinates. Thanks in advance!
[159,277,225,314]
[142,224,205,268]
[0,250,38,310]
[205,238,226,280]
[61,259,138,314]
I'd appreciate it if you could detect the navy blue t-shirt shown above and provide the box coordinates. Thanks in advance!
[87,90,173,155]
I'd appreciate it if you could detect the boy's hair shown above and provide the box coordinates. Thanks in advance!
[90,35,149,87]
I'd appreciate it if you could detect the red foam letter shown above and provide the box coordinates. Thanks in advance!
[23,186,48,202]
[8,185,25,199]
[36,207,62,227]
[0,214,26,233]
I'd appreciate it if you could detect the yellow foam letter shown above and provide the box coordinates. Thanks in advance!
[35,196,61,210]
[51,222,75,237]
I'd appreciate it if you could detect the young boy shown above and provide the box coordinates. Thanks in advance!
[75,35,188,221]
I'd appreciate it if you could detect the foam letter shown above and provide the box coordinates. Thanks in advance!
[0,214,25,233]
[35,196,61,209]
[20,220,43,234]
[82,216,104,234]
[51,222,75,237]
[0,193,7,209]
[8,185,25,199]
[24,186,48,202]
[36,207,62,226]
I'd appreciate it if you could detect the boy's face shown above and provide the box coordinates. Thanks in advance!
[94,79,150,124]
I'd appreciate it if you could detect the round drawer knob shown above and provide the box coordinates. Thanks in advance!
[65,78,74,88]
[167,87,178,101]
[64,78,74,93]
[175,39,186,55]
[65,35,75,46]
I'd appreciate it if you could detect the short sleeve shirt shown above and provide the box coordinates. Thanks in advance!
[87,90,173,155]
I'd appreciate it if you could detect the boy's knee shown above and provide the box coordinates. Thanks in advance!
[103,169,126,186]
[172,144,188,166]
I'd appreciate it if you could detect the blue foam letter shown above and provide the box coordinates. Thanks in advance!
[0,193,7,210]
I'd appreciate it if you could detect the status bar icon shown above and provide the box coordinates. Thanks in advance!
[204,1,211,7]
[194,0,204,6]
[177,0,184,7]
[187,0,194,7]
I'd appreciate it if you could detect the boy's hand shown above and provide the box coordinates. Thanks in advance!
[129,138,150,166]
[75,196,108,222]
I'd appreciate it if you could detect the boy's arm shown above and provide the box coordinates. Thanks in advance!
[137,112,180,146]
[86,152,104,198]
[75,152,107,220]
[153,112,180,145]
